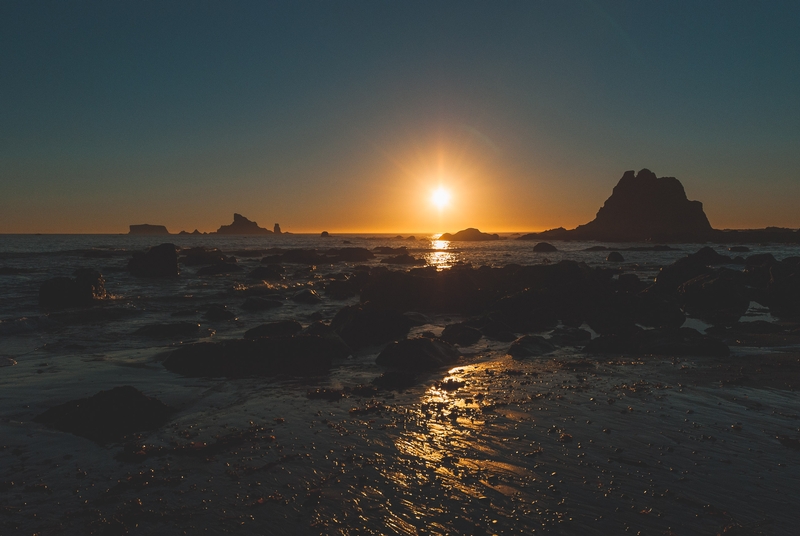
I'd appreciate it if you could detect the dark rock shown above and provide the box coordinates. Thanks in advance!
[129,224,170,235]
[34,386,173,443]
[196,263,243,276]
[321,231,330,237]
[439,228,500,241]
[163,335,348,377]
[128,243,179,277]
[533,242,557,252]
[331,303,412,349]
[292,289,322,304]
[584,327,729,357]
[248,265,284,281]
[548,326,592,345]
[440,323,483,346]
[765,258,800,316]
[403,312,432,326]
[241,297,283,311]
[274,223,282,234]
[606,251,624,262]
[678,268,750,325]
[372,370,418,391]
[245,320,303,339]
[134,322,200,338]
[204,304,235,321]
[39,269,107,309]
[518,169,713,242]
[381,254,426,265]
[687,246,732,265]
[480,320,517,342]
[324,277,360,300]
[375,337,461,371]
[215,213,273,235]
[181,247,227,266]
[508,335,556,358]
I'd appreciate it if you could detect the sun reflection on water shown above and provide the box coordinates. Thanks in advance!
[425,239,459,270]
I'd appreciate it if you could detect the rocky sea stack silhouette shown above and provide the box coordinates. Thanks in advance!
[439,228,500,241]
[520,169,713,242]
[215,213,273,235]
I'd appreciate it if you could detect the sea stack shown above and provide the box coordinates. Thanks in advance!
[274,223,282,234]
[439,228,500,241]
[520,169,713,242]
[215,214,273,235]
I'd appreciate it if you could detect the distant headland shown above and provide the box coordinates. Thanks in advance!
[129,213,287,236]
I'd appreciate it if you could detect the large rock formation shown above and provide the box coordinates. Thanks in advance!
[520,169,713,242]
[439,228,500,241]
[215,214,273,235]
[129,224,170,235]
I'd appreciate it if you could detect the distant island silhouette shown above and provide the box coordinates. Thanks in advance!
[130,214,283,236]
[439,228,500,241]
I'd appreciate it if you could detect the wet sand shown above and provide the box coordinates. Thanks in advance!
[2,335,799,535]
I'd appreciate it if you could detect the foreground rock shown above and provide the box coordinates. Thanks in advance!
[128,243,179,277]
[34,386,173,443]
[129,224,169,235]
[39,269,107,309]
[532,242,557,252]
[375,337,461,371]
[215,213,273,235]
[519,169,713,242]
[440,323,483,346]
[507,335,556,358]
[331,304,413,348]
[584,327,729,357]
[439,228,500,241]
[163,335,350,377]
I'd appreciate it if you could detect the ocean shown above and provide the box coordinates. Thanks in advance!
[2,234,799,535]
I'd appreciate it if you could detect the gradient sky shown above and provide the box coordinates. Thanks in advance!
[2,1,799,234]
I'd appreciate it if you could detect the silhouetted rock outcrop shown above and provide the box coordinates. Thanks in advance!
[39,269,107,309]
[439,228,500,241]
[34,386,173,443]
[273,223,282,234]
[533,242,557,252]
[215,213,273,235]
[520,169,713,242]
[129,224,170,235]
[375,337,461,371]
[128,243,179,277]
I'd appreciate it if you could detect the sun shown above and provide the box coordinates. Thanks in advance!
[431,187,451,209]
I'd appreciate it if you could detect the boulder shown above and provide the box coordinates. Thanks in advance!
[163,335,348,377]
[321,231,330,237]
[548,326,592,346]
[39,269,107,309]
[375,337,461,371]
[584,327,729,357]
[245,320,303,339]
[248,265,284,281]
[34,386,173,443]
[440,323,483,346]
[606,252,624,262]
[331,303,412,349]
[215,213,273,235]
[438,228,500,241]
[533,242,557,252]
[507,335,556,358]
[327,247,375,262]
[128,243,179,277]
[678,268,750,325]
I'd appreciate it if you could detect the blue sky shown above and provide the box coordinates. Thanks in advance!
[1,1,798,232]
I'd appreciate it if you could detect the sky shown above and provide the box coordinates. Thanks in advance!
[1,1,799,234]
